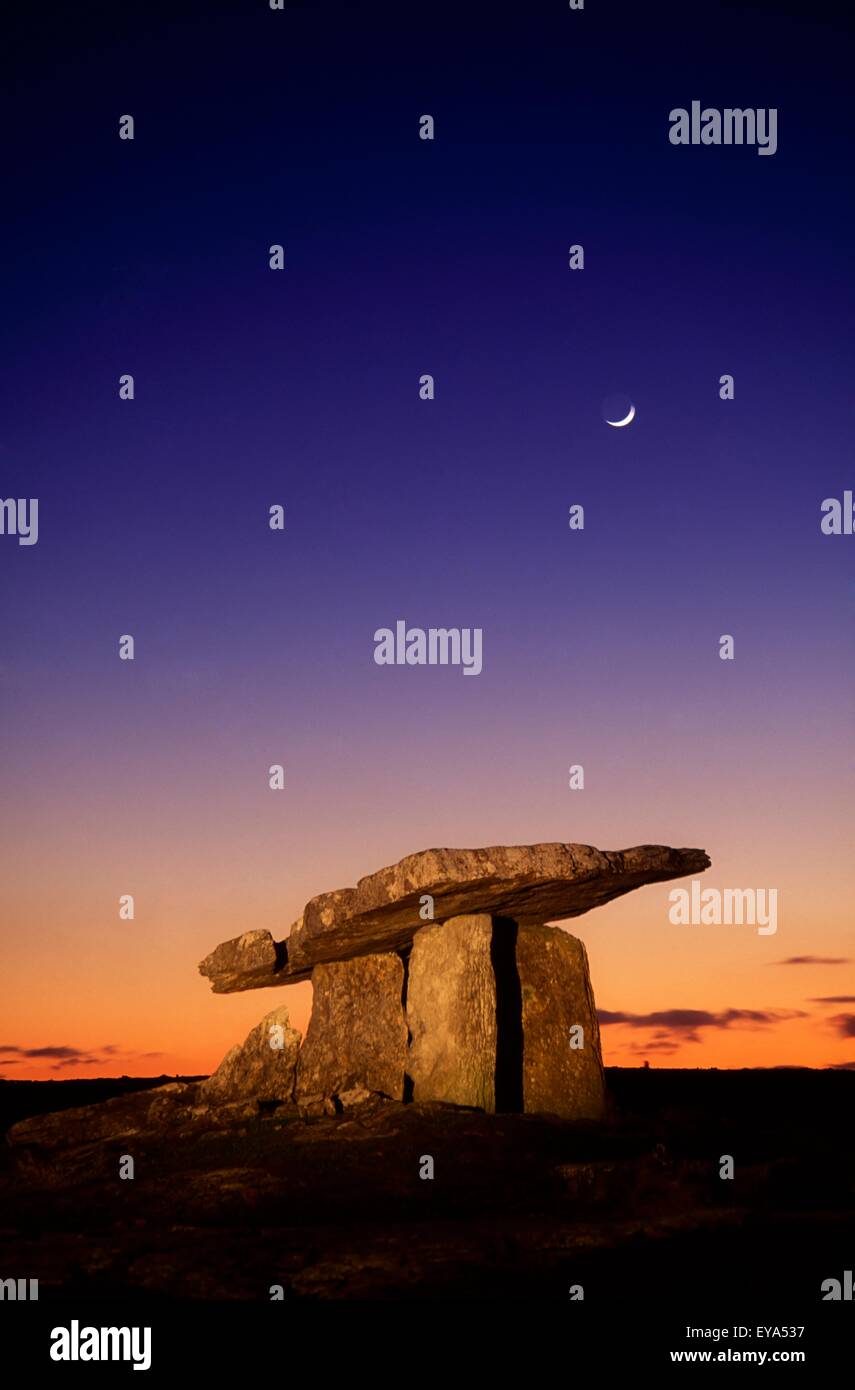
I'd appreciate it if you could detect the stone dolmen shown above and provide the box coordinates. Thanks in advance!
[199,842,709,1120]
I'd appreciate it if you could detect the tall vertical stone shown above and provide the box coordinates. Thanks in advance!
[515,924,606,1120]
[295,952,408,1101]
[407,914,497,1111]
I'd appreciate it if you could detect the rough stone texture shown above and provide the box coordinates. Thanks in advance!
[6,1083,192,1163]
[339,1087,373,1108]
[407,914,497,1112]
[199,1005,301,1106]
[198,929,310,993]
[4,1075,852,1300]
[290,843,710,971]
[199,843,711,991]
[515,924,606,1121]
[295,953,408,1101]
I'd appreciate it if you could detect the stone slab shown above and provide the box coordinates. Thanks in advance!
[199,843,710,991]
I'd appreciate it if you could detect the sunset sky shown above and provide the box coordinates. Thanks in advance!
[2,0,853,1079]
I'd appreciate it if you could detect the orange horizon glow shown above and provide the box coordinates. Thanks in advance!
[3,815,853,1080]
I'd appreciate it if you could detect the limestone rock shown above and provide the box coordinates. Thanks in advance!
[200,843,710,991]
[338,1087,372,1108]
[289,843,709,972]
[6,1082,192,1155]
[406,914,497,1111]
[516,924,606,1121]
[297,1093,327,1118]
[295,952,408,1101]
[198,929,309,993]
[5,1083,202,1186]
[199,1005,301,1105]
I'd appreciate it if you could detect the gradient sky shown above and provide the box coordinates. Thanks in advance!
[2,0,853,1079]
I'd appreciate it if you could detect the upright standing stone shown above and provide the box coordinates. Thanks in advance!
[296,952,408,1101]
[515,925,605,1120]
[407,914,497,1111]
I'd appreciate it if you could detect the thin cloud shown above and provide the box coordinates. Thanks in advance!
[50,1055,111,1070]
[598,1007,806,1047]
[0,1045,93,1060]
[598,1008,805,1036]
[599,1009,715,1030]
[0,1043,139,1071]
[810,996,855,1004]
[775,956,851,966]
[829,1013,855,1039]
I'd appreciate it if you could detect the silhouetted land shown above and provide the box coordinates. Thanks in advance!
[0,1076,204,1131]
[1,1069,852,1303]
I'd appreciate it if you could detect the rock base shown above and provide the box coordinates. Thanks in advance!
[201,917,606,1121]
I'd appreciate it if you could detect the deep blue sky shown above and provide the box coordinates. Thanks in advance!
[3,1,853,697]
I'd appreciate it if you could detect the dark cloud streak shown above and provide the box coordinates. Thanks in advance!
[776,956,850,966]
[598,1007,806,1045]
[0,1043,141,1072]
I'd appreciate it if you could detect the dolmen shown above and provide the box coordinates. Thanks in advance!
[199,842,709,1121]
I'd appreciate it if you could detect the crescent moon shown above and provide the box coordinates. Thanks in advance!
[606,405,635,428]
